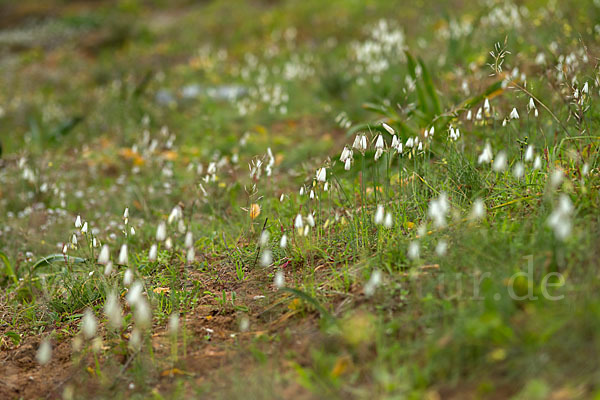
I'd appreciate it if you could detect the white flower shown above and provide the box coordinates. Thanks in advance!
[82,308,97,339]
[118,244,128,265]
[260,249,272,267]
[533,156,542,170]
[582,81,589,94]
[104,292,122,330]
[294,214,304,229]
[470,199,486,220]
[466,110,472,121]
[513,162,524,179]
[280,234,288,248]
[405,137,414,148]
[71,234,78,246]
[309,190,315,199]
[149,244,157,261]
[492,151,507,172]
[374,148,384,161]
[382,122,395,135]
[374,205,385,225]
[103,261,113,276]
[550,169,563,188]
[407,241,420,260]
[344,158,352,170]
[123,269,133,286]
[274,271,285,288]
[167,206,182,224]
[316,167,327,182]
[156,222,167,242]
[483,98,491,113]
[340,146,353,162]
[391,135,399,149]
[168,314,179,335]
[435,240,448,256]
[187,247,195,264]
[547,194,574,241]
[184,232,193,248]
[324,182,329,191]
[130,227,136,236]
[75,215,82,228]
[352,134,367,152]
[62,243,68,254]
[306,213,315,228]
[165,237,173,250]
[375,134,385,149]
[384,212,393,228]
[126,281,144,305]
[81,222,88,234]
[259,231,270,246]
[509,107,519,119]
[299,187,305,196]
[478,143,493,164]
[527,97,536,112]
[98,245,110,265]
[524,145,534,162]
[123,207,129,219]
[364,269,382,297]
[36,339,52,365]
[476,107,483,120]
[428,192,449,228]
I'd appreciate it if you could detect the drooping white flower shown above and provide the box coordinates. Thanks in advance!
[280,234,288,248]
[71,234,78,246]
[513,162,525,179]
[352,134,368,152]
[105,292,122,330]
[75,215,82,228]
[324,182,329,191]
[259,231,270,246]
[81,222,88,234]
[98,245,110,265]
[533,156,542,170]
[81,308,97,339]
[478,143,493,164]
[168,314,179,335]
[306,213,315,228]
[374,205,385,225]
[407,241,420,260]
[509,107,520,119]
[475,107,483,120]
[435,240,448,256]
[344,158,352,170]
[549,169,563,188]
[184,231,193,248]
[167,206,182,224]
[148,244,157,262]
[428,192,449,228]
[384,212,393,228]
[118,244,128,265]
[309,190,315,199]
[294,214,304,229]
[470,199,486,220]
[274,271,285,289]
[374,148,384,161]
[36,339,52,365]
[524,145,534,162]
[466,110,472,121]
[547,194,574,241]
[316,167,326,182]
[364,269,382,297]
[492,151,507,172]
[186,247,195,264]
[123,269,133,286]
[382,122,395,135]
[375,134,385,149]
[123,207,129,219]
[165,237,173,250]
[483,98,491,113]
[260,249,272,267]
[527,97,536,112]
[103,261,113,276]
[340,146,353,162]
[156,222,167,242]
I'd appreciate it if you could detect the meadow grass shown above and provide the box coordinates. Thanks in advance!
[1,0,600,398]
